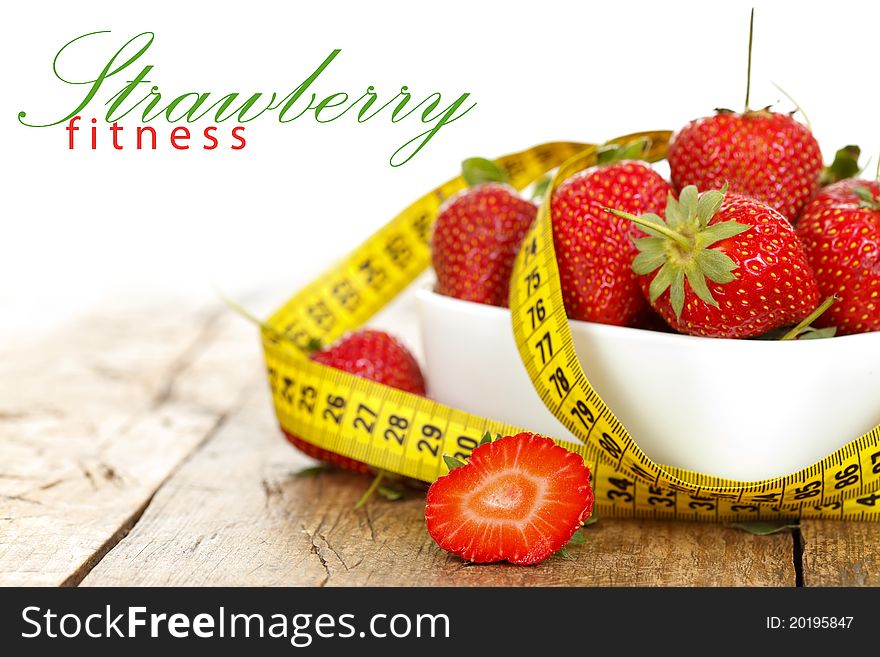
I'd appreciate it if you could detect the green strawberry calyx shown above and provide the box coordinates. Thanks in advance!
[606,184,750,319]
[821,145,862,186]
[854,185,880,211]
[461,157,509,187]
[596,137,651,165]
[442,432,501,472]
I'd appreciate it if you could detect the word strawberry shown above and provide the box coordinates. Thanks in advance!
[797,179,880,334]
[425,433,594,565]
[551,146,671,325]
[667,11,823,222]
[432,158,537,307]
[285,330,426,473]
[607,185,820,338]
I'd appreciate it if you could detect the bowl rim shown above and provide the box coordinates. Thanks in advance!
[416,287,880,349]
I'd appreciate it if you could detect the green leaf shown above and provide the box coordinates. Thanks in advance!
[566,530,587,545]
[677,185,699,222]
[669,270,686,317]
[632,236,666,252]
[685,269,718,308]
[648,261,676,302]
[443,454,467,471]
[377,485,404,501]
[554,547,573,561]
[726,521,798,536]
[597,138,650,165]
[664,194,687,229]
[695,249,738,283]
[797,326,837,340]
[632,247,667,275]
[479,432,493,446]
[695,189,726,228]
[293,465,332,478]
[699,221,751,247]
[583,515,599,526]
[854,185,880,210]
[821,145,861,185]
[531,176,552,201]
[854,186,874,202]
[461,157,509,186]
[305,337,324,354]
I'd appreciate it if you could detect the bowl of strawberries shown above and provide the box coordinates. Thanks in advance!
[418,110,880,481]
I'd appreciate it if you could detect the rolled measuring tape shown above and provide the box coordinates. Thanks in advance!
[261,131,880,521]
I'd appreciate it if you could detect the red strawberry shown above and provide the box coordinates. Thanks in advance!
[608,185,820,338]
[796,179,880,334]
[432,158,537,307]
[551,159,672,325]
[425,433,593,565]
[284,330,426,474]
[667,11,822,222]
[668,111,822,222]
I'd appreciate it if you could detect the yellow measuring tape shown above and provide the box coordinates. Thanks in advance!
[262,131,880,521]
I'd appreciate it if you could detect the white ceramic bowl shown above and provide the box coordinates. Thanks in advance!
[417,288,880,481]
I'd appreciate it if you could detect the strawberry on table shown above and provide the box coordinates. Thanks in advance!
[425,433,594,565]
[667,11,823,222]
[608,185,820,339]
[797,179,880,335]
[432,158,537,307]
[284,330,426,474]
[551,142,672,326]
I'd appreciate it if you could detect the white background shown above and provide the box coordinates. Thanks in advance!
[2,0,879,336]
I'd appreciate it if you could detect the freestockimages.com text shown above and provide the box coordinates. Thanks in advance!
[17,31,477,165]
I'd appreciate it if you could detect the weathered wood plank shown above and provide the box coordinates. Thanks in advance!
[84,381,796,587]
[800,520,880,586]
[0,299,260,586]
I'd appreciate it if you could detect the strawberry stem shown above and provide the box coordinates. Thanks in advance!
[744,8,755,112]
[354,470,386,509]
[772,82,811,129]
[780,295,837,341]
[605,208,692,249]
[215,286,266,328]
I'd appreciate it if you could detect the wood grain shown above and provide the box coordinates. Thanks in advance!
[8,291,857,588]
[84,381,796,587]
[800,520,880,586]
[0,300,260,586]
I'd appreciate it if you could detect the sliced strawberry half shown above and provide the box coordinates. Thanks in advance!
[425,433,594,565]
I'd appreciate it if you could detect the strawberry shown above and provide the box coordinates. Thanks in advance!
[432,158,537,307]
[667,11,823,222]
[551,153,672,325]
[668,111,822,223]
[796,179,880,334]
[608,185,820,338]
[425,433,593,565]
[284,330,426,474]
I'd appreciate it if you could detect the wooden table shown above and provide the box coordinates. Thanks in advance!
[1,298,877,587]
